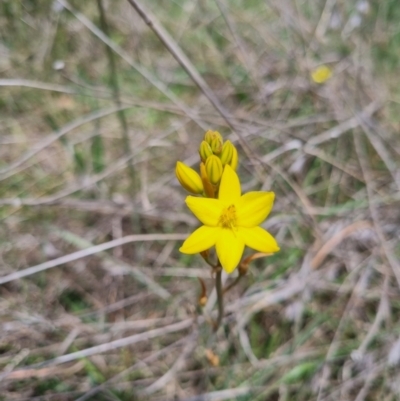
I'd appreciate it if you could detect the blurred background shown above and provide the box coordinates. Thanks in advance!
[1,0,400,400]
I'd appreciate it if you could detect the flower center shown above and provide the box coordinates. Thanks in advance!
[219,205,237,229]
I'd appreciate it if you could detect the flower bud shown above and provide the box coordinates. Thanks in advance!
[228,145,238,170]
[219,140,234,165]
[204,130,223,154]
[204,130,222,144]
[175,161,204,194]
[210,137,223,154]
[199,141,213,162]
[205,155,223,185]
[200,162,215,198]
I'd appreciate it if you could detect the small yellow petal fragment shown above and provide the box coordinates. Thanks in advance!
[205,349,220,367]
[175,162,204,194]
[311,65,332,84]
[199,296,208,307]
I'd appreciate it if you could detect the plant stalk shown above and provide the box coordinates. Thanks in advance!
[213,269,224,332]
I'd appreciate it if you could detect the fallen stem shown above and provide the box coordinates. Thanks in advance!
[223,274,243,294]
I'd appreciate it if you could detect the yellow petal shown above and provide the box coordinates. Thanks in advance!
[238,226,280,253]
[185,196,222,226]
[216,229,245,273]
[219,165,241,204]
[180,226,219,254]
[236,191,275,227]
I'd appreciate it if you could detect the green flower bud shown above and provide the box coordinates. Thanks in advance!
[210,137,223,154]
[204,130,223,154]
[228,145,238,170]
[219,140,235,165]
[205,155,223,185]
[199,141,213,162]
[175,161,204,194]
[204,130,222,144]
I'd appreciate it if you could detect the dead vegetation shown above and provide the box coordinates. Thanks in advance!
[1,0,400,400]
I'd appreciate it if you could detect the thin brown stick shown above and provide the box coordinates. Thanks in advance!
[125,0,233,130]
[223,275,242,294]
[125,0,266,182]
[56,0,207,130]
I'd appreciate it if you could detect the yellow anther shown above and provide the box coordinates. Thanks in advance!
[219,205,237,229]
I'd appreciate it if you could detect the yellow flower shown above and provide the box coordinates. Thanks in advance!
[179,165,280,273]
[311,65,332,84]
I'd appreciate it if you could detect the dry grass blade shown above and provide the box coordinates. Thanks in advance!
[0,78,78,94]
[125,0,267,181]
[353,131,400,288]
[75,337,190,401]
[2,1,400,399]
[0,233,187,287]
[56,0,207,129]
[0,105,131,179]
[181,386,258,401]
[1,319,194,379]
[139,331,198,395]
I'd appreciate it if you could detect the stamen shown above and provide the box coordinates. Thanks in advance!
[219,205,237,229]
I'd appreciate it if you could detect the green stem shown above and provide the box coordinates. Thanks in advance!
[213,269,224,332]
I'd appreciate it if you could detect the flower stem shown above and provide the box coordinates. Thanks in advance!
[213,269,224,332]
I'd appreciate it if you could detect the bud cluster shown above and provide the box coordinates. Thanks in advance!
[175,130,238,199]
